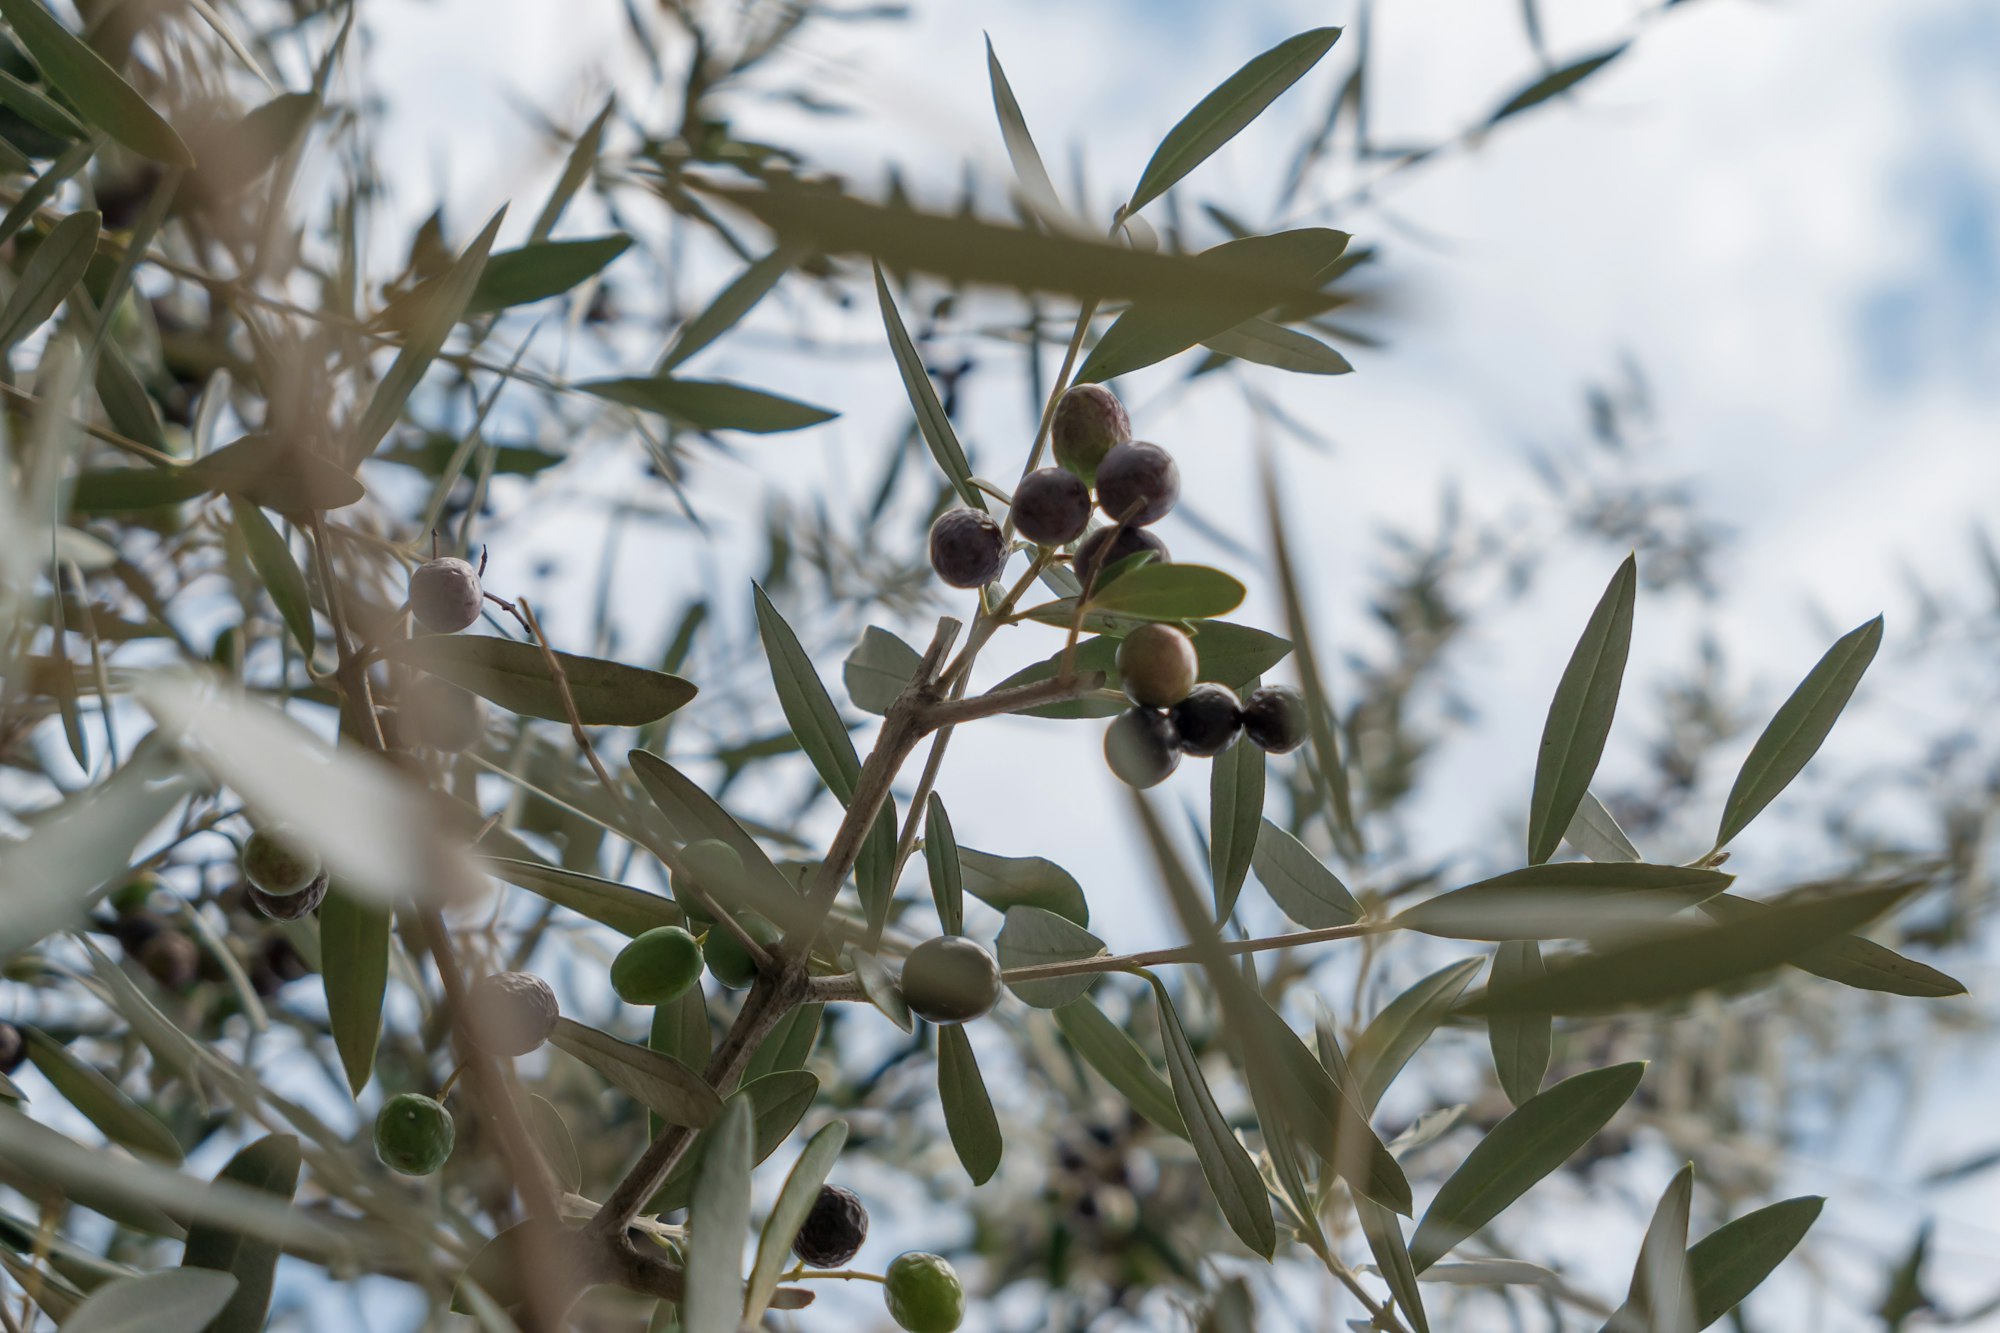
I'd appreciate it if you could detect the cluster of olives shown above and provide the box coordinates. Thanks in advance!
[240,825,329,921]
[1105,622,1309,788]
[790,1183,965,1332]
[393,553,491,753]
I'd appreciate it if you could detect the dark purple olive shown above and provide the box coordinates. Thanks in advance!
[928,508,1007,589]
[1172,684,1242,757]
[1241,685,1309,754]
[1104,708,1180,789]
[1051,384,1130,486]
[1094,441,1179,527]
[1012,468,1091,547]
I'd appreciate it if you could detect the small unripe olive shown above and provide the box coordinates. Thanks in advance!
[1115,624,1197,709]
[1171,683,1242,757]
[1094,440,1179,527]
[465,971,559,1056]
[375,1093,455,1175]
[1104,708,1181,789]
[242,827,319,897]
[409,557,483,634]
[705,915,782,990]
[928,509,1006,589]
[674,839,743,902]
[402,677,487,752]
[1241,685,1309,754]
[611,926,704,1006]
[1051,383,1131,486]
[250,870,328,921]
[0,1022,22,1075]
[139,930,201,991]
[884,1252,966,1333]
[1012,467,1091,547]
[1073,525,1168,589]
[900,936,1002,1025]
[111,871,163,915]
[792,1184,870,1268]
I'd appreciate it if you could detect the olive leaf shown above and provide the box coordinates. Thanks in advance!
[843,625,923,715]
[853,951,913,1033]
[383,633,697,727]
[467,233,631,314]
[1201,316,1353,375]
[1395,863,1734,941]
[549,1017,722,1128]
[1209,733,1265,919]
[984,36,1069,226]
[59,1269,238,1333]
[1149,978,1276,1257]
[1086,563,1247,621]
[1527,555,1637,865]
[958,847,1087,925]
[1488,44,1628,125]
[1349,958,1484,1113]
[1697,892,1964,997]
[746,1120,847,1319]
[1486,941,1550,1107]
[0,0,192,165]
[1052,997,1185,1138]
[1248,999,1411,1214]
[1357,1199,1432,1333]
[628,750,804,922]
[876,263,983,510]
[739,1006,821,1089]
[938,1026,1002,1185]
[1251,818,1362,927]
[478,856,683,937]
[319,885,387,1097]
[1685,1195,1823,1329]
[0,208,97,353]
[525,1096,581,1195]
[661,246,797,371]
[996,906,1106,1008]
[683,1095,752,1333]
[1565,790,1642,862]
[178,1134,301,1333]
[647,1071,820,1215]
[1601,1163,1695,1333]
[228,500,316,663]
[22,1026,182,1162]
[924,795,965,935]
[582,375,837,434]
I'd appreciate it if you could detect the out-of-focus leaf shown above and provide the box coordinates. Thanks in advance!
[985,36,1069,225]
[1714,616,1882,849]
[647,1071,819,1214]
[319,885,387,1096]
[1685,1196,1824,1330]
[1086,563,1246,621]
[853,951,913,1033]
[959,847,1087,926]
[465,234,630,314]
[1250,1000,1410,1213]
[1052,997,1184,1137]
[581,376,836,434]
[683,1095,752,1333]
[197,435,365,512]
[1150,978,1275,1257]
[1201,317,1353,375]
[479,856,681,937]
[1467,882,1921,1015]
[1488,45,1627,125]
[192,92,316,200]
[229,500,315,661]
[1209,735,1264,919]
[67,464,209,513]
[59,1269,237,1333]
[1410,1063,1645,1271]
[746,1120,847,1318]
[739,1007,820,1089]
[1251,819,1362,927]
[1527,555,1636,865]
[529,95,611,243]
[1396,863,1734,941]
[383,634,697,727]
[23,1026,180,1162]
[649,992,712,1137]
[1359,1200,1432,1333]
[1486,942,1550,1108]
[525,1096,581,1194]
[0,66,84,141]
[1565,790,1641,862]
[78,940,211,1094]
[924,796,964,935]
[550,1017,721,1128]
[997,906,1106,1008]
[843,625,922,715]
[178,1134,300,1333]
[0,0,192,164]
[1128,27,1342,213]
[347,207,504,466]
[0,208,96,352]
[1601,1163,1695,1333]
[629,751,802,924]
[0,1208,131,1291]
[875,264,982,509]
[1698,892,1964,997]
[662,246,796,371]
[1350,958,1483,1112]
[93,340,166,451]
[938,1026,1002,1185]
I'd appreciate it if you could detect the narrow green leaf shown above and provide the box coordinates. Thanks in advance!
[1150,979,1276,1257]
[528,95,611,244]
[549,1017,721,1128]
[1088,563,1246,621]
[1686,1196,1824,1330]
[853,951,913,1033]
[22,1026,181,1162]
[1251,818,1362,927]
[581,375,836,434]
[383,634,696,727]
[526,1095,582,1194]
[1486,941,1550,1107]
[628,751,802,923]
[229,500,315,662]
[984,36,1068,224]
[746,1120,847,1320]
[938,1025,1002,1185]
[959,847,1087,926]
[1565,790,1641,862]
[1357,1200,1432,1333]
[1602,1163,1695,1333]
[875,264,982,509]
[479,856,681,937]
[924,795,964,935]
[996,906,1105,1008]
[464,234,630,315]
[1201,317,1353,375]
[347,207,504,466]
[1409,1062,1646,1271]
[649,991,712,1138]
[1128,27,1342,213]
[0,0,192,164]
[0,208,96,352]
[319,885,387,1096]
[1349,958,1483,1113]
[0,138,90,249]
[191,435,365,512]
[1698,892,1965,997]
[0,66,83,141]
[647,1071,819,1215]
[1488,45,1627,125]
[1527,555,1637,864]
[662,246,797,371]
[843,625,922,715]
[178,1134,300,1333]
[93,340,164,450]
[59,1269,237,1333]
[1396,863,1735,941]
[1052,997,1184,1137]
[739,1008,821,1090]
[67,464,208,513]
[1250,1000,1411,1213]
[683,1095,752,1333]
[1714,616,1882,848]
[1209,734,1265,919]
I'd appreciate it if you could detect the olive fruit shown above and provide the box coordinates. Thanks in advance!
[1115,624,1197,709]
[375,1093,455,1175]
[1104,708,1181,789]
[1012,467,1091,547]
[465,971,559,1057]
[1072,525,1167,589]
[0,1022,23,1075]
[110,870,163,915]
[402,677,487,752]
[674,839,743,902]
[1094,441,1179,527]
[241,827,319,897]
[791,1183,870,1268]
[610,926,704,1006]
[884,1252,966,1333]
[928,509,1006,589]
[250,870,328,921]
[900,936,1002,1025]
[1241,685,1309,754]
[139,931,201,991]
[1051,383,1130,486]
[705,914,783,990]
[1171,684,1242,757]
[409,557,483,634]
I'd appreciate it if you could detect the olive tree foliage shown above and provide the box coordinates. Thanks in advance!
[0,0,1989,1330]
